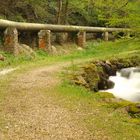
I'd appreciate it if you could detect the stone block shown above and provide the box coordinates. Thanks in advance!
[77,31,86,48]
[38,30,51,50]
[4,27,19,55]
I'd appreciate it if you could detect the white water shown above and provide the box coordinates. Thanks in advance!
[106,67,140,102]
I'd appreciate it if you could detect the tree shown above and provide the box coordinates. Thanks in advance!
[90,0,140,28]
[56,0,63,24]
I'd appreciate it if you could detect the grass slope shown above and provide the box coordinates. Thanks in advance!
[0,38,139,69]
[0,38,140,139]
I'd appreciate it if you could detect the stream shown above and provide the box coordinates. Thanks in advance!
[106,67,140,102]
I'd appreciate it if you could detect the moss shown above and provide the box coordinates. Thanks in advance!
[95,92,115,100]
[73,75,88,87]
[128,118,140,125]
[83,64,100,91]
[102,99,140,119]
[104,100,132,109]
[127,104,140,114]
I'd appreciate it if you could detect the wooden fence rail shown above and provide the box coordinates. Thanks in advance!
[0,19,130,32]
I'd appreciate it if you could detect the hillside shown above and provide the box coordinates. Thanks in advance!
[0,39,140,139]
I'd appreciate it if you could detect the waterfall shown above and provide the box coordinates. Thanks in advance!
[106,67,140,102]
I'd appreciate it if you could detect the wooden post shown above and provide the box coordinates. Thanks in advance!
[77,31,86,48]
[4,27,19,55]
[104,31,109,41]
[38,30,51,50]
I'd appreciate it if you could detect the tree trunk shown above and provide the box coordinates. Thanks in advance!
[57,0,63,24]
[63,0,69,24]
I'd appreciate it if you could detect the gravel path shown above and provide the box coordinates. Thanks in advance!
[0,62,93,140]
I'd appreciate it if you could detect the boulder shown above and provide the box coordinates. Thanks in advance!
[106,80,115,89]
[98,76,114,90]
[48,45,57,55]
[18,44,36,58]
[120,67,140,78]
[133,67,140,73]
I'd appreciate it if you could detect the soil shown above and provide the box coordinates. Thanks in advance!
[0,62,97,140]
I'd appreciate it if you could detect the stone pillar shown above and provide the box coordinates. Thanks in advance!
[38,30,51,50]
[4,27,19,55]
[104,31,109,41]
[77,31,86,48]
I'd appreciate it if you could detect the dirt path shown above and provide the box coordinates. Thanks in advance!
[0,62,94,140]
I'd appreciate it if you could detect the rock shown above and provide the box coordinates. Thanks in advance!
[96,61,116,76]
[134,67,140,73]
[18,44,36,58]
[77,47,83,51]
[107,80,115,89]
[116,63,123,69]
[105,60,111,65]
[120,67,140,78]
[48,46,57,55]
[110,65,118,76]
[136,104,140,108]
[103,63,112,75]
[80,63,100,91]
[98,80,107,90]
[98,76,114,90]
[126,104,140,114]
[73,75,87,86]
[0,54,5,61]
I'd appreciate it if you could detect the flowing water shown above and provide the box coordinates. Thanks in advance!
[106,67,140,102]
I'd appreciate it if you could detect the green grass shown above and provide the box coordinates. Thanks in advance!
[42,81,140,140]
[0,38,139,69]
[0,38,140,139]
[42,38,140,139]
[38,80,140,140]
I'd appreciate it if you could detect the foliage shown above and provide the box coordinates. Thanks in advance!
[0,0,139,29]
[90,0,140,28]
